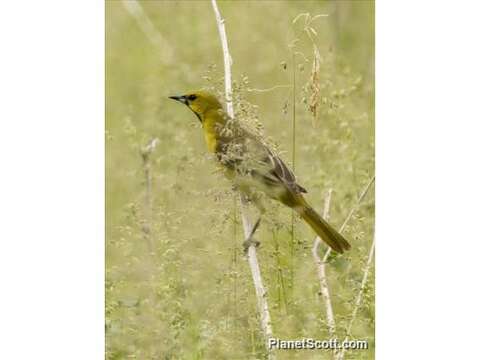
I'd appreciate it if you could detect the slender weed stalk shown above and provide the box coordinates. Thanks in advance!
[312,189,336,335]
[121,0,173,64]
[290,50,297,296]
[322,176,375,263]
[233,194,238,331]
[337,237,375,360]
[272,229,288,314]
[211,1,275,358]
[140,138,159,254]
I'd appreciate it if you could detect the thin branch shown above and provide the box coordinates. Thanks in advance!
[211,1,274,357]
[336,237,375,360]
[311,176,374,360]
[321,175,375,262]
[121,0,173,64]
[246,85,292,93]
[140,137,159,253]
[240,197,274,349]
[210,0,233,116]
[312,189,336,338]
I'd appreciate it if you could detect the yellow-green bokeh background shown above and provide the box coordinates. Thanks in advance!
[106,1,374,359]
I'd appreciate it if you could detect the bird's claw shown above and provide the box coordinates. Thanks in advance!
[242,238,260,255]
[242,217,262,255]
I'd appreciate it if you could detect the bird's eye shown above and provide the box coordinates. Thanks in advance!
[187,94,197,101]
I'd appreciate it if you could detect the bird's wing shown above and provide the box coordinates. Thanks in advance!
[264,147,307,194]
[216,122,307,194]
[240,130,307,194]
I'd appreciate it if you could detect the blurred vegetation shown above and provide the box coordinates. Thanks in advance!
[106,1,374,359]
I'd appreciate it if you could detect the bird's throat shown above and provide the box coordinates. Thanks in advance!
[202,109,225,153]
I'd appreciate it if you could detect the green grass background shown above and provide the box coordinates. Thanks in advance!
[106,1,374,359]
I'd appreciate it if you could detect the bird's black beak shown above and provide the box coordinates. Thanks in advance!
[169,95,188,105]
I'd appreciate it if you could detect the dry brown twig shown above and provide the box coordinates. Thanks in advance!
[211,1,274,357]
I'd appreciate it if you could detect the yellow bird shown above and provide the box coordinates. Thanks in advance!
[169,91,351,253]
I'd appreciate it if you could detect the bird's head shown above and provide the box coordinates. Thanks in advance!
[169,90,223,122]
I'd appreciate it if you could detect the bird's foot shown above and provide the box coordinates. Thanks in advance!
[242,217,262,255]
[243,238,260,255]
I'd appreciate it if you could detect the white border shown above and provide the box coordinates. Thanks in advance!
[377,1,480,359]
[1,1,480,359]
[0,1,104,358]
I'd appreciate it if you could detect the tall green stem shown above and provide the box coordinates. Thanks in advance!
[290,51,297,293]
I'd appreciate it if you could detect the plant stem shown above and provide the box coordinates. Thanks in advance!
[321,175,375,263]
[336,237,375,360]
[233,194,238,331]
[312,189,336,336]
[140,138,159,254]
[121,0,173,64]
[211,1,274,357]
[290,50,297,297]
[272,229,288,314]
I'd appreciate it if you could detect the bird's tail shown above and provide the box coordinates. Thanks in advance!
[296,201,351,253]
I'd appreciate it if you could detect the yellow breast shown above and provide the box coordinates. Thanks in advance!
[203,130,218,153]
[202,112,222,153]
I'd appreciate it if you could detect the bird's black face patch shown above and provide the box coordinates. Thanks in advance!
[184,94,197,107]
[184,94,202,122]
[168,94,202,122]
